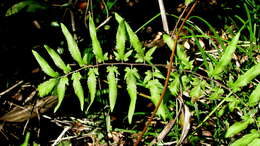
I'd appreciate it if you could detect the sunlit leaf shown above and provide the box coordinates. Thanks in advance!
[248,138,260,146]
[217,105,227,117]
[61,23,84,66]
[86,68,98,113]
[147,79,168,120]
[168,72,180,96]
[231,63,260,92]
[209,87,224,100]
[226,96,240,112]
[20,132,30,146]
[32,50,59,77]
[124,67,140,124]
[144,70,165,85]
[89,16,107,63]
[123,50,133,61]
[230,130,260,146]
[107,66,119,112]
[144,46,157,62]
[185,0,194,6]
[177,45,193,70]
[181,75,190,91]
[72,72,84,111]
[54,77,69,112]
[249,84,260,107]
[190,80,204,102]
[153,69,165,79]
[124,21,144,61]
[83,47,95,65]
[211,32,240,78]
[163,34,174,49]
[144,70,152,84]
[6,1,47,16]
[38,78,59,97]
[225,120,251,138]
[115,15,127,61]
[115,12,124,23]
[44,45,71,73]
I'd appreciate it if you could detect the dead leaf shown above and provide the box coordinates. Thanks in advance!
[0,96,57,122]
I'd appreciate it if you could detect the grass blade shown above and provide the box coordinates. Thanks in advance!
[211,31,241,78]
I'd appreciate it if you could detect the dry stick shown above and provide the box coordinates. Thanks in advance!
[158,0,169,34]
[150,97,183,145]
[70,10,77,40]
[134,1,199,145]
[0,80,24,96]
[52,126,71,146]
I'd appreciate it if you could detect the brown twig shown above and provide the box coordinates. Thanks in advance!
[0,80,24,96]
[150,97,183,145]
[134,1,199,145]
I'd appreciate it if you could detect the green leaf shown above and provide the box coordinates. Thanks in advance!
[185,0,194,6]
[72,72,84,111]
[20,132,30,146]
[123,50,133,62]
[230,130,260,146]
[83,47,95,65]
[32,50,59,77]
[153,69,165,79]
[225,120,250,138]
[211,32,240,78]
[61,23,84,66]
[144,70,165,85]
[107,66,119,112]
[168,72,180,96]
[44,45,71,73]
[86,68,99,113]
[163,34,174,49]
[226,96,240,112]
[249,84,260,107]
[231,63,260,92]
[144,70,152,84]
[54,77,69,112]
[190,79,205,102]
[89,16,107,63]
[124,67,140,124]
[124,21,144,61]
[115,17,127,61]
[177,45,193,70]
[115,12,124,23]
[209,87,224,100]
[248,138,260,146]
[5,0,47,16]
[147,79,168,120]
[144,46,157,62]
[37,78,59,97]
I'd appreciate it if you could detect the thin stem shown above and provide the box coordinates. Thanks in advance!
[62,62,175,78]
[134,1,199,145]
[191,92,232,135]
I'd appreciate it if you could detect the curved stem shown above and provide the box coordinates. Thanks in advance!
[134,1,199,145]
